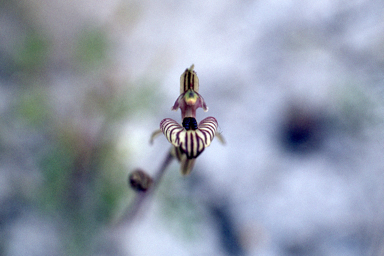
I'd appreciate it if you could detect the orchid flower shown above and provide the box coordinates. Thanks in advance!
[151,65,223,175]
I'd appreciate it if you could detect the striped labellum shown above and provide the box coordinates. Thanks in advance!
[160,117,218,159]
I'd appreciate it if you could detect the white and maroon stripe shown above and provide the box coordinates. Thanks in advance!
[160,118,184,145]
[198,117,218,146]
[160,116,218,159]
[180,130,205,159]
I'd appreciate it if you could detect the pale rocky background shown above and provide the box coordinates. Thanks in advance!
[1,0,384,255]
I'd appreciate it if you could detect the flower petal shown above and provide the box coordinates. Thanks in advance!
[179,130,205,159]
[160,118,185,147]
[171,91,208,110]
[160,117,218,160]
[198,116,218,147]
[150,129,162,144]
[171,94,183,111]
[171,90,208,118]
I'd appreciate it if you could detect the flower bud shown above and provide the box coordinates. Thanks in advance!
[128,169,153,192]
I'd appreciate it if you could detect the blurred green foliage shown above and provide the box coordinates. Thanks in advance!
[1,16,161,256]
[39,144,74,212]
[16,87,49,127]
[0,0,174,254]
[14,31,50,72]
[75,29,108,68]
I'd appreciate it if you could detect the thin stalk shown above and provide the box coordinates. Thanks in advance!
[112,149,174,227]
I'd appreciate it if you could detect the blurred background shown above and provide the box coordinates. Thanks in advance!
[1,0,384,255]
